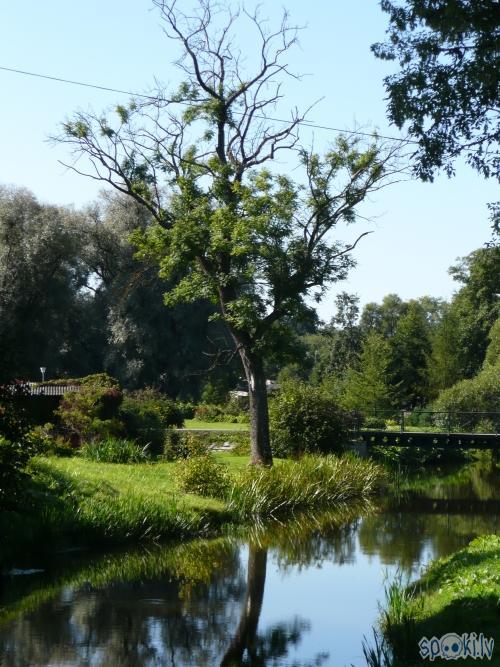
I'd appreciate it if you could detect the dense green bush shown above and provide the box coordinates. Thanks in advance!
[0,383,33,507]
[176,401,197,419]
[176,454,230,497]
[81,438,149,463]
[193,403,224,422]
[119,389,183,454]
[362,416,387,430]
[0,437,32,507]
[56,373,123,441]
[269,382,350,457]
[432,359,500,431]
[164,431,210,460]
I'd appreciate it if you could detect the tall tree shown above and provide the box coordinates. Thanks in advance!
[341,331,396,413]
[360,293,407,338]
[428,302,462,395]
[373,0,500,181]
[0,186,98,382]
[83,194,238,397]
[57,1,404,464]
[447,245,500,377]
[390,300,432,406]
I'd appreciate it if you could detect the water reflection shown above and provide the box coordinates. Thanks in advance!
[1,464,499,666]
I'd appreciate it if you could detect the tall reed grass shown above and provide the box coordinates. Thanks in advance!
[227,454,387,518]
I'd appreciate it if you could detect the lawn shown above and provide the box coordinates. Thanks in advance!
[184,419,249,431]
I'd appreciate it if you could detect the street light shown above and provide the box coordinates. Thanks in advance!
[40,366,46,383]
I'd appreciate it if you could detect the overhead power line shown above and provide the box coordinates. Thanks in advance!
[0,64,417,145]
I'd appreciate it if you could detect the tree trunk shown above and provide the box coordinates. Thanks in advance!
[220,546,268,666]
[238,346,273,466]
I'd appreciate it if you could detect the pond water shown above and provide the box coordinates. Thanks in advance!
[1,462,499,667]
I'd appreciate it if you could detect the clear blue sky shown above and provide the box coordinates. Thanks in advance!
[0,1,497,321]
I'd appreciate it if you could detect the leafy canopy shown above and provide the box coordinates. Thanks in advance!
[373,0,499,181]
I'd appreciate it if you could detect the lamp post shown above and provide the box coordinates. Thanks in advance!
[40,366,46,383]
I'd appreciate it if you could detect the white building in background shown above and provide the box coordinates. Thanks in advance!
[230,379,280,400]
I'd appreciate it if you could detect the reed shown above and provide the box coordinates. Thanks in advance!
[227,454,387,518]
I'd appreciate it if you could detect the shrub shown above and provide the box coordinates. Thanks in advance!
[25,424,55,455]
[176,401,197,419]
[194,403,224,422]
[0,381,31,442]
[81,438,149,463]
[119,389,183,454]
[432,359,500,431]
[56,373,123,441]
[0,436,32,507]
[0,383,33,507]
[269,382,349,457]
[176,454,230,498]
[363,417,387,430]
[164,431,210,460]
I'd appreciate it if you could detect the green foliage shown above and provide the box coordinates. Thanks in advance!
[447,246,500,378]
[0,187,98,382]
[164,431,210,461]
[378,536,500,665]
[119,388,183,453]
[176,454,230,498]
[176,401,197,419]
[341,332,397,412]
[0,382,31,442]
[81,438,149,464]
[0,437,32,507]
[484,317,500,367]
[432,358,500,430]
[428,303,462,394]
[390,301,431,406]
[193,403,224,422]
[25,425,56,455]
[372,0,499,180]
[227,454,387,518]
[0,383,34,507]
[269,382,349,457]
[56,374,123,441]
[164,430,249,460]
[200,378,230,404]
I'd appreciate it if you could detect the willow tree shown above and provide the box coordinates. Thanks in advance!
[57,0,404,464]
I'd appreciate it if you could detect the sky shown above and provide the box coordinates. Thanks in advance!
[0,1,497,322]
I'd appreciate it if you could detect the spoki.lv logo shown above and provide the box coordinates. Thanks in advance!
[419,633,494,661]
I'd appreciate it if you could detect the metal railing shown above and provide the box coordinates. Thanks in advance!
[352,410,500,435]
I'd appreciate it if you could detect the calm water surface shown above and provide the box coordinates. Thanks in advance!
[1,463,499,667]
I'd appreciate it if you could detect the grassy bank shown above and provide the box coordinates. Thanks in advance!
[377,535,500,666]
[1,452,386,566]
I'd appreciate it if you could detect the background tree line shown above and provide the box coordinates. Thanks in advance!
[0,185,240,398]
[1,182,498,417]
[279,245,500,415]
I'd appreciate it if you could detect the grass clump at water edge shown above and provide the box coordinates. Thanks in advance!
[227,454,387,518]
[364,534,500,666]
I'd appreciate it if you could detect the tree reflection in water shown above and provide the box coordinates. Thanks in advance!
[1,466,499,666]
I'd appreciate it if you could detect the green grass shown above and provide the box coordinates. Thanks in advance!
[184,419,249,430]
[1,452,386,566]
[379,535,500,666]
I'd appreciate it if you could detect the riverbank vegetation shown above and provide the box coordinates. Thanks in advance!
[1,452,387,568]
[368,535,500,666]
